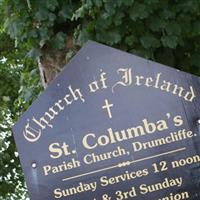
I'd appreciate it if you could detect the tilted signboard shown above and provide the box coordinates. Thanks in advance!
[13,41,200,200]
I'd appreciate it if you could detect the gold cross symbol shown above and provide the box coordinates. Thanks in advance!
[102,99,114,119]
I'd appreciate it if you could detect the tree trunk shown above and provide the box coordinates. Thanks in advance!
[38,37,75,88]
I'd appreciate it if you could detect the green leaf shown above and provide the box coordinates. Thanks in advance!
[149,17,165,31]
[125,35,137,46]
[140,34,160,49]
[129,3,148,21]
[46,0,58,11]
[161,35,178,48]
[27,48,42,59]
[0,138,3,149]
[4,18,22,39]
[113,13,124,26]
[35,9,49,21]
[122,0,135,6]
[58,5,73,20]
[49,13,56,22]
[23,89,32,102]
[98,30,121,45]
[28,29,38,39]
[111,31,121,44]
[161,9,175,19]
[93,0,103,7]
[193,21,200,35]
[38,27,49,41]
[72,5,87,20]
[77,29,91,45]
[104,1,117,15]
[2,96,10,102]
[191,54,200,67]
[165,22,181,35]
[52,32,67,49]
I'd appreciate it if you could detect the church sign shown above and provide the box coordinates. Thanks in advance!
[13,41,200,200]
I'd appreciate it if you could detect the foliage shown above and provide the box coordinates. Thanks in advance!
[2,0,200,74]
[0,43,42,199]
[76,0,200,74]
[0,6,42,198]
[0,0,200,199]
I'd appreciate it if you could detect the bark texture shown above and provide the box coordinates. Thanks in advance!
[38,37,75,88]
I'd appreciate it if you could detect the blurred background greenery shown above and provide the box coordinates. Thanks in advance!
[0,0,200,199]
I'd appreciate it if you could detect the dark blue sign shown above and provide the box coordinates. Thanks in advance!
[13,41,200,200]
